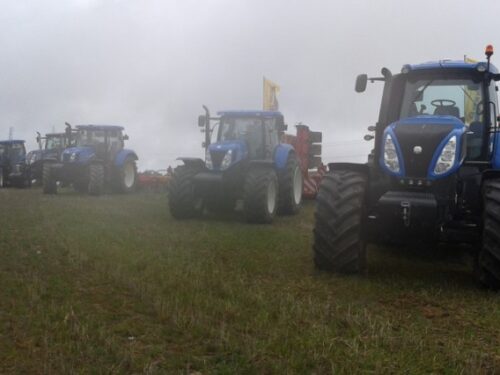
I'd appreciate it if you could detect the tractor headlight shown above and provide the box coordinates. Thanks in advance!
[70,152,78,162]
[205,150,213,170]
[434,135,457,175]
[383,134,401,173]
[220,149,233,170]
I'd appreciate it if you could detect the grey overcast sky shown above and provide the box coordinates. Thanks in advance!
[1,0,500,169]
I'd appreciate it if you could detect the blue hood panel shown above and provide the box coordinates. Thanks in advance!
[62,146,96,163]
[380,115,467,180]
[207,140,248,169]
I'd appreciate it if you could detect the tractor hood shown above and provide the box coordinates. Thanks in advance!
[206,140,248,171]
[27,149,60,164]
[380,115,466,181]
[62,146,95,164]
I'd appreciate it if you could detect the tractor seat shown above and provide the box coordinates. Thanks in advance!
[434,105,460,118]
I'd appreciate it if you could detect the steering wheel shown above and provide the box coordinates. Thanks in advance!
[431,99,456,108]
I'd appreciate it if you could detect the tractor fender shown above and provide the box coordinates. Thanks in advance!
[274,144,295,170]
[177,157,206,169]
[328,162,370,178]
[115,149,138,167]
[481,169,500,185]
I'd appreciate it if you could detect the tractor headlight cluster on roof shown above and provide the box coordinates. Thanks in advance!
[220,149,233,171]
[383,134,401,174]
[433,135,457,175]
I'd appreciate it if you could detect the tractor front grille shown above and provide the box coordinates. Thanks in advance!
[210,151,226,169]
[394,124,454,178]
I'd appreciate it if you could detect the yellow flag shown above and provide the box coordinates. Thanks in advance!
[263,77,280,111]
[464,57,481,124]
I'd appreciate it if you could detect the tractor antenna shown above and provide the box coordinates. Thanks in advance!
[8,127,13,140]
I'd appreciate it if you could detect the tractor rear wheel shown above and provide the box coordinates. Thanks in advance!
[476,179,500,290]
[313,170,367,273]
[88,164,105,196]
[243,166,278,223]
[168,164,203,219]
[278,153,303,215]
[114,157,137,193]
[42,162,57,194]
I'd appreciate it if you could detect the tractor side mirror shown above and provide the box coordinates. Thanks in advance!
[364,134,374,141]
[367,125,376,132]
[198,115,206,127]
[355,74,368,93]
[36,132,41,145]
[121,134,129,141]
[276,118,287,132]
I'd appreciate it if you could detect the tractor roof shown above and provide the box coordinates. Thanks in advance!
[217,110,283,118]
[76,125,124,131]
[0,140,25,145]
[403,60,499,74]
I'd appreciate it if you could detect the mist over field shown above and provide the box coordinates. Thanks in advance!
[1,0,500,169]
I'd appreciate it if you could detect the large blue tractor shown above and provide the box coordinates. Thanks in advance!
[42,124,138,195]
[313,45,500,289]
[168,107,303,223]
[27,129,72,184]
[0,140,30,188]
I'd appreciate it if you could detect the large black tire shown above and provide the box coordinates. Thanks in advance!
[243,167,278,224]
[88,164,105,196]
[313,170,367,273]
[278,153,303,215]
[114,157,137,193]
[42,162,57,194]
[476,179,500,290]
[0,168,4,188]
[168,164,203,219]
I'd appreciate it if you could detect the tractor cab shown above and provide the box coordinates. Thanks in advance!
[0,140,29,187]
[63,125,128,164]
[201,110,286,171]
[356,58,500,182]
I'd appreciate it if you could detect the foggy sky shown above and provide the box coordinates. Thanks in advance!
[1,0,500,169]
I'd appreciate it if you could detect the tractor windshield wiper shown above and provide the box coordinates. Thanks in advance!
[411,79,434,104]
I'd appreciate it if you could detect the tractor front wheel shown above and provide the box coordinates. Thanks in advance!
[278,153,303,215]
[88,164,105,196]
[313,170,367,273]
[114,157,137,193]
[42,162,57,194]
[476,179,500,290]
[168,164,203,219]
[243,166,278,223]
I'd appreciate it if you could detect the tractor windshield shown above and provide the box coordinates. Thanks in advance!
[400,78,484,126]
[45,136,64,150]
[76,129,106,147]
[218,117,264,156]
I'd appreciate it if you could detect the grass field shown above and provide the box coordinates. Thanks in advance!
[1,188,500,374]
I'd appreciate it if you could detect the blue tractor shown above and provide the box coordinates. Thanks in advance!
[27,129,72,184]
[0,140,30,188]
[42,124,138,195]
[168,107,303,223]
[313,45,500,289]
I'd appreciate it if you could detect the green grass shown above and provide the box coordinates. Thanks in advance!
[1,188,500,374]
